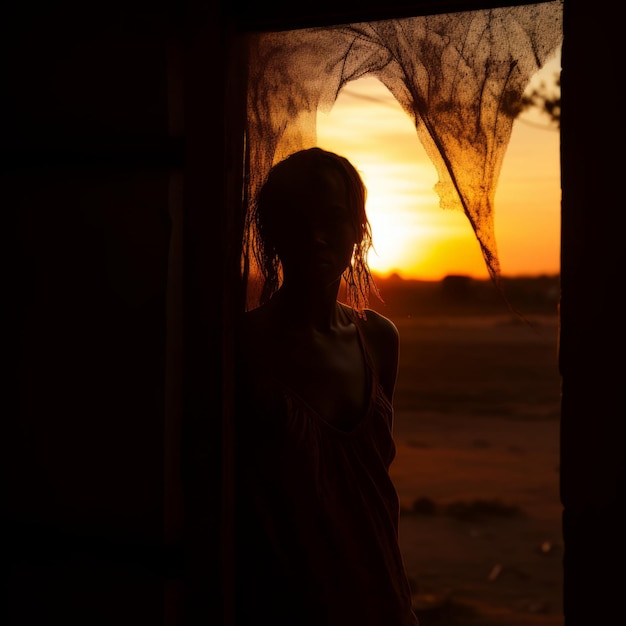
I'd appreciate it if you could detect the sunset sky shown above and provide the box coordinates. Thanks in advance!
[316,48,562,281]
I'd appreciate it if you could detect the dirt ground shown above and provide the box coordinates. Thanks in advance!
[386,312,563,625]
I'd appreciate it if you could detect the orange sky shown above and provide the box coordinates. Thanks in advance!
[316,49,561,281]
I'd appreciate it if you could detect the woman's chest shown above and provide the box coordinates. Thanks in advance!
[274,332,369,429]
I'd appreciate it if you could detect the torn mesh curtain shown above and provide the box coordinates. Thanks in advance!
[243,0,563,302]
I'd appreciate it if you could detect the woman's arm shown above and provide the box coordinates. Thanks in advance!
[360,309,400,404]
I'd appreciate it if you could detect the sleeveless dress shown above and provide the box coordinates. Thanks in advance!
[234,313,419,626]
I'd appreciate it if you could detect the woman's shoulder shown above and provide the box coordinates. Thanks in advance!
[358,307,399,345]
[343,305,400,399]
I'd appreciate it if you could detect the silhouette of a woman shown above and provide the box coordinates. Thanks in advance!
[235,147,419,625]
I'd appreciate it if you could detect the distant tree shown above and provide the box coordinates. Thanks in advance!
[506,72,561,129]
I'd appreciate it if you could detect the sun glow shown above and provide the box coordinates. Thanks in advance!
[363,171,481,278]
[316,58,561,280]
[317,76,491,280]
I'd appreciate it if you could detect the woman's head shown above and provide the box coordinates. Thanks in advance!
[249,147,378,315]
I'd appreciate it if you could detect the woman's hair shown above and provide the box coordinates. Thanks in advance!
[247,147,380,316]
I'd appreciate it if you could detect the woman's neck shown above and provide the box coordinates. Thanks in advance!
[272,280,344,332]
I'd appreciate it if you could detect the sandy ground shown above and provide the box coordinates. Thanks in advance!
[386,313,563,625]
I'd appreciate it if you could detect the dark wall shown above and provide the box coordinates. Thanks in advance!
[6,2,190,624]
[560,2,625,625]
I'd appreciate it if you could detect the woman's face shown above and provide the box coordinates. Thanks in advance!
[272,167,357,288]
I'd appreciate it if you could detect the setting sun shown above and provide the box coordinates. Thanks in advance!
[316,52,561,281]
[362,159,490,278]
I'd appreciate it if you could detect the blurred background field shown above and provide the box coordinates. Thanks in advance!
[368,274,563,625]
